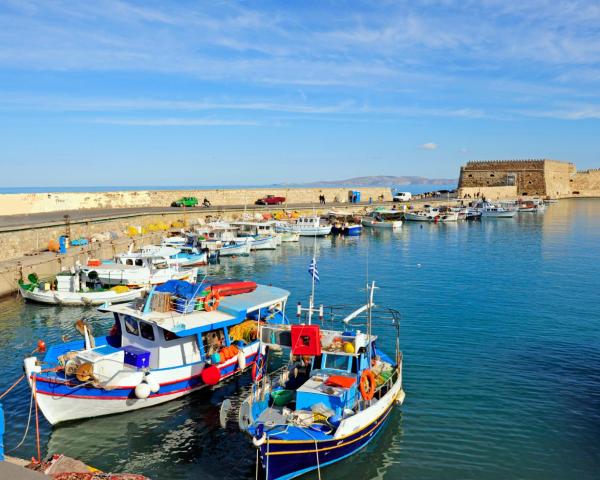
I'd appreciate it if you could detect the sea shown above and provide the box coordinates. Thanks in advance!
[0,184,455,195]
[0,198,598,480]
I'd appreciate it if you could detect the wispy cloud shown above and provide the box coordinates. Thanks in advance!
[88,117,265,126]
[420,142,438,150]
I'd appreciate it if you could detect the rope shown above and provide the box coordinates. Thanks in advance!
[0,374,24,400]
[314,438,322,480]
[255,446,259,480]
[33,376,42,462]
[7,379,34,453]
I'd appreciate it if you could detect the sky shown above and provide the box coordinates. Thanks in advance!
[0,0,599,187]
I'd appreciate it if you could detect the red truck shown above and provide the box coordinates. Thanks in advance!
[255,194,286,205]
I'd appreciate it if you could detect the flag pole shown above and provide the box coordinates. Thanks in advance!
[308,232,317,325]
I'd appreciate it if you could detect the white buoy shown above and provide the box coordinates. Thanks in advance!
[145,373,160,393]
[237,350,246,370]
[134,382,151,399]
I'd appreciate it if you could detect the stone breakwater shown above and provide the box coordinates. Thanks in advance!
[0,187,391,217]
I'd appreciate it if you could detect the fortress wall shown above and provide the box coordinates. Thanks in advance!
[570,169,600,197]
[457,186,517,200]
[0,187,391,217]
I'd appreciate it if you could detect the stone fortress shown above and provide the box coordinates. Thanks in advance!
[457,159,600,199]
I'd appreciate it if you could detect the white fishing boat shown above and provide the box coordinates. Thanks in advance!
[361,210,403,229]
[18,271,145,306]
[232,222,280,249]
[219,241,252,256]
[24,280,290,425]
[478,202,517,218]
[276,216,332,236]
[87,253,197,286]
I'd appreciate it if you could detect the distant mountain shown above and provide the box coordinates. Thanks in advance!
[274,175,456,187]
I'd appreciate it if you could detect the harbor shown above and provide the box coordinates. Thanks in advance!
[2,1,600,478]
[0,197,599,479]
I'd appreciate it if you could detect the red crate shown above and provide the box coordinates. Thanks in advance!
[291,325,321,356]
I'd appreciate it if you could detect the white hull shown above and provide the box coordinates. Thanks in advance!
[481,210,517,218]
[219,242,251,256]
[361,218,402,229]
[88,266,197,286]
[403,212,436,222]
[19,285,144,306]
[242,236,277,250]
[25,343,261,424]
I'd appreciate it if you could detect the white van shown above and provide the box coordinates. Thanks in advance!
[393,191,412,202]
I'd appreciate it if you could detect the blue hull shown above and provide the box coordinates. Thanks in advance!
[258,401,395,480]
[331,225,362,236]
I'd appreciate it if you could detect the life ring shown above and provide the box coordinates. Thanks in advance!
[204,291,221,312]
[359,369,376,401]
[252,353,265,382]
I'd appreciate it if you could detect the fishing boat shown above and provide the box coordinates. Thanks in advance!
[87,253,197,286]
[143,244,209,267]
[219,241,252,256]
[478,202,517,218]
[276,216,332,236]
[232,222,280,249]
[18,271,145,306]
[361,210,403,229]
[328,213,362,236]
[227,282,404,480]
[23,279,290,425]
[518,200,546,213]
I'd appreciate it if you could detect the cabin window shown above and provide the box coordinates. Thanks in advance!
[140,321,155,341]
[124,315,139,336]
[135,259,143,266]
[163,329,180,341]
[126,259,133,266]
[324,354,349,371]
[203,329,225,356]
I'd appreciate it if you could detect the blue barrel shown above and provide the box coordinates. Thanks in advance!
[0,402,4,461]
[59,236,67,254]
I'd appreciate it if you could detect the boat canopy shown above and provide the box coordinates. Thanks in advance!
[100,284,289,337]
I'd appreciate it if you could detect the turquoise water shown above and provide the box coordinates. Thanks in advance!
[0,198,599,479]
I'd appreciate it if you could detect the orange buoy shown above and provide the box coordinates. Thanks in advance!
[359,369,376,401]
[204,291,221,312]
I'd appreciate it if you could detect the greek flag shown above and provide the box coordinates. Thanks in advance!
[308,258,320,283]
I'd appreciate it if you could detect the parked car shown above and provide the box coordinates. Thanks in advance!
[392,191,412,202]
[255,195,286,205]
[171,197,199,207]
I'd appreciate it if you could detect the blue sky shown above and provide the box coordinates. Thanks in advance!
[0,0,599,187]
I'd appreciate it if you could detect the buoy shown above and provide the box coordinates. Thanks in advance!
[135,382,151,399]
[201,365,221,385]
[343,341,355,353]
[145,373,160,393]
[237,350,246,370]
[37,339,46,353]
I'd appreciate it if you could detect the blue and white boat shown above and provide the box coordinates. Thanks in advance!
[230,282,405,480]
[328,213,362,236]
[24,280,290,425]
